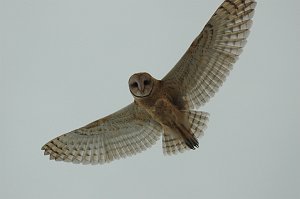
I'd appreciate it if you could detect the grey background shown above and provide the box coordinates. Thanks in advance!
[1,0,299,198]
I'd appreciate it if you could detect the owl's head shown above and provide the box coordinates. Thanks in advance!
[128,72,155,98]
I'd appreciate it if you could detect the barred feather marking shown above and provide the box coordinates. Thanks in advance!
[163,0,256,109]
[42,104,162,165]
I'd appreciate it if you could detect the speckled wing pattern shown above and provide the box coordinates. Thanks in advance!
[42,103,162,164]
[163,0,256,109]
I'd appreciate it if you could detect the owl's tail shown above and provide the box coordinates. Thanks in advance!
[162,110,209,155]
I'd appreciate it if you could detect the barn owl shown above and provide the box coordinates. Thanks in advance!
[42,0,256,164]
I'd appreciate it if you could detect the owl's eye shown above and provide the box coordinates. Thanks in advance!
[144,80,150,86]
[131,82,138,88]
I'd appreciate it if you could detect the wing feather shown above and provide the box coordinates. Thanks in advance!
[42,103,162,165]
[163,0,256,109]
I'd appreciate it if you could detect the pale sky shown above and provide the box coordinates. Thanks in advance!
[1,0,299,198]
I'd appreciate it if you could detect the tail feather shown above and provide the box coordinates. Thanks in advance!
[162,110,209,155]
[188,110,210,138]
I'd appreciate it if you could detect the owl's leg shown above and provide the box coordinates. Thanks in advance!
[162,121,198,152]
[175,123,199,150]
[172,110,210,150]
[162,110,210,155]
[153,98,209,151]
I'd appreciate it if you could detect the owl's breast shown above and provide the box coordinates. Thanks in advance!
[138,96,181,128]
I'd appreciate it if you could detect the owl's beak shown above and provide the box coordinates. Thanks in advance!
[138,83,144,92]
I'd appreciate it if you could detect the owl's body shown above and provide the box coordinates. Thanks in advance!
[42,0,256,164]
[133,77,200,150]
[133,78,181,127]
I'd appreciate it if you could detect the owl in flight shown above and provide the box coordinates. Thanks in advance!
[42,0,256,164]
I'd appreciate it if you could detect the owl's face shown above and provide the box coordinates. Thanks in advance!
[129,72,154,98]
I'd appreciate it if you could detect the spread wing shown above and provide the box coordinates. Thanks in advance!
[163,0,256,109]
[42,103,162,165]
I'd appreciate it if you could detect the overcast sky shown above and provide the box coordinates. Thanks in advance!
[1,0,299,198]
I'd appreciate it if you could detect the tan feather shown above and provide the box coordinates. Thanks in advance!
[163,0,256,109]
[42,103,162,165]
